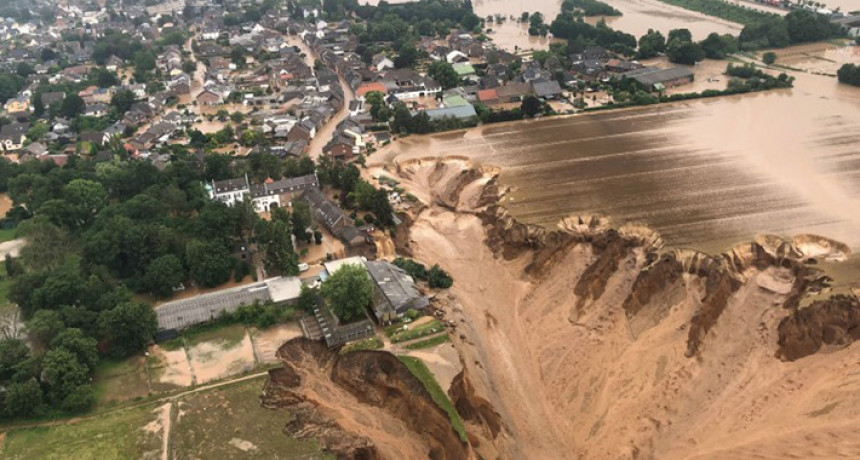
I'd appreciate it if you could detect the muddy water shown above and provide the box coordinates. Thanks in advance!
[375,67,860,253]
[363,0,741,50]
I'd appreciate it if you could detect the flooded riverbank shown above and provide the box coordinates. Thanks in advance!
[372,59,860,254]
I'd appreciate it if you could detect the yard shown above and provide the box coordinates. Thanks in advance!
[170,378,331,459]
[386,318,445,343]
[1,403,164,459]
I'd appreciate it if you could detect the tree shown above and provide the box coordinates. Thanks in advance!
[667,40,705,65]
[92,68,119,88]
[185,239,233,287]
[521,95,542,118]
[394,44,419,69]
[144,254,185,298]
[59,94,85,118]
[256,218,298,276]
[297,284,318,314]
[51,328,99,373]
[320,264,372,323]
[98,302,157,358]
[291,201,313,244]
[111,89,136,114]
[637,29,666,59]
[41,348,89,404]
[3,379,44,418]
[837,64,860,87]
[16,62,34,78]
[762,51,777,65]
[700,33,737,59]
[0,339,30,381]
[60,384,94,413]
[64,179,107,227]
[26,309,66,348]
[428,264,453,288]
[427,61,459,89]
[667,28,693,45]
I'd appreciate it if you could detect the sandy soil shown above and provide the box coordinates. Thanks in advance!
[251,323,304,364]
[392,159,860,459]
[402,342,463,393]
[0,193,12,218]
[0,239,25,259]
[186,332,256,384]
[147,345,194,390]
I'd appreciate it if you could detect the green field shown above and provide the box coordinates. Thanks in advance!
[171,378,331,459]
[2,404,164,460]
[397,356,468,442]
[0,227,16,243]
[387,319,445,343]
[92,356,150,407]
[340,336,384,354]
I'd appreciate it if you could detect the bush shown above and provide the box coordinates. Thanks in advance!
[428,265,453,289]
[762,51,777,65]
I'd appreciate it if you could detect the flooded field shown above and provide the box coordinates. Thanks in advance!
[374,66,860,253]
[583,0,742,40]
[365,0,741,50]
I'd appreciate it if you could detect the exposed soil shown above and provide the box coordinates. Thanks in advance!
[261,338,469,460]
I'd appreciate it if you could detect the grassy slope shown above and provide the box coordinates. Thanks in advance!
[2,404,163,460]
[397,355,468,442]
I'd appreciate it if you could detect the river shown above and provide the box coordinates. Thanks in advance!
[372,44,860,254]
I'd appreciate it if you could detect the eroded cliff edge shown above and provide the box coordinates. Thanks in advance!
[264,158,860,459]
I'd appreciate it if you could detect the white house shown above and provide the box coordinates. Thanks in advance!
[206,174,320,213]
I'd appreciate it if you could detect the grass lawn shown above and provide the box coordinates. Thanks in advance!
[0,227,16,243]
[339,336,383,354]
[397,356,468,442]
[92,356,150,407]
[171,378,331,459]
[403,333,450,350]
[388,319,444,343]
[1,403,164,460]
[180,323,247,349]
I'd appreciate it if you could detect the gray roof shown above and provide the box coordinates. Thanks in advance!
[300,189,350,232]
[365,260,427,320]
[249,173,318,198]
[623,67,694,87]
[213,176,249,193]
[155,277,302,331]
[531,79,562,98]
[424,104,477,121]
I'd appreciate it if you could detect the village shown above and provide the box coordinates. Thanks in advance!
[0,0,858,457]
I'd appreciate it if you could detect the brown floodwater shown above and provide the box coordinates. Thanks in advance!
[364,0,741,50]
[373,57,860,254]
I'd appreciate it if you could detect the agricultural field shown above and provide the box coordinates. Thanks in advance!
[170,378,330,459]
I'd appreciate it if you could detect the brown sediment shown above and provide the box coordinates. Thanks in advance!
[261,338,469,460]
[269,158,860,459]
[777,295,860,361]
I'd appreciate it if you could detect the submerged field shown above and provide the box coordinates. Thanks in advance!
[375,67,860,254]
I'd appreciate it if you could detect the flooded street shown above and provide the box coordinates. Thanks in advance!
[374,63,860,253]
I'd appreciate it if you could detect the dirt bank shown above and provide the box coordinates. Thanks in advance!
[393,159,860,459]
[261,338,469,460]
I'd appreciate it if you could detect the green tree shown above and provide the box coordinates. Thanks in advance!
[98,302,157,358]
[297,284,318,314]
[41,348,89,404]
[637,29,666,59]
[427,61,459,89]
[144,254,185,298]
[667,40,705,65]
[428,264,454,288]
[59,94,85,118]
[111,89,136,114]
[185,239,233,287]
[0,339,30,381]
[521,95,542,118]
[762,51,777,65]
[3,379,44,418]
[320,264,372,323]
[26,309,66,348]
[51,328,99,373]
[256,217,298,276]
[667,28,693,44]
[26,122,48,142]
[291,201,313,244]
[64,179,108,227]
[700,33,737,59]
[60,384,94,413]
